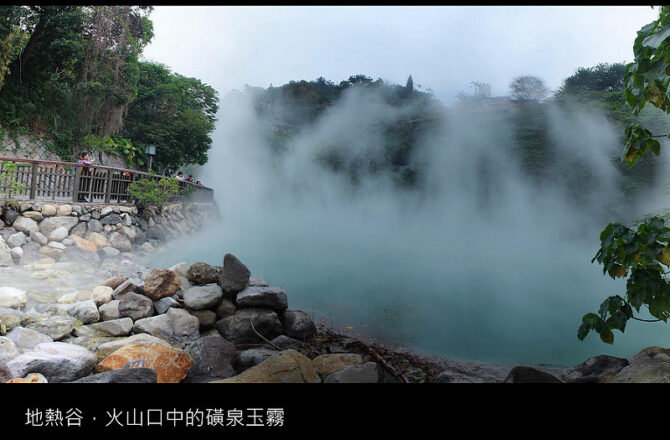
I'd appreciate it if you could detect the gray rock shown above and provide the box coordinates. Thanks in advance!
[280,309,316,340]
[2,208,18,226]
[248,276,269,287]
[324,362,379,383]
[215,298,237,318]
[153,296,180,315]
[219,253,250,294]
[0,239,11,266]
[0,287,27,309]
[6,232,26,248]
[562,355,630,383]
[99,300,121,321]
[12,216,39,234]
[216,308,283,345]
[270,335,302,350]
[29,231,48,246]
[237,347,279,371]
[236,286,288,311]
[133,308,199,342]
[26,314,77,340]
[99,246,121,259]
[38,216,79,236]
[66,300,100,325]
[111,278,136,299]
[433,371,486,383]
[118,292,154,321]
[183,336,237,383]
[88,317,134,336]
[100,213,122,225]
[70,222,87,237]
[183,284,223,310]
[47,226,69,242]
[6,342,97,382]
[0,307,26,331]
[109,232,132,252]
[189,309,217,331]
[0,336,19,363]
[6,327,53,352]
[503,366,563,383]
[0,361,10,382]
[69,368,157,383]
[88,218,103,233]
[609,346,670,383]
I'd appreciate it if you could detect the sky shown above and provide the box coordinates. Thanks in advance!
[140,6,660,105]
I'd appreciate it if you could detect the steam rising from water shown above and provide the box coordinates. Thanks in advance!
[147,86,670,365]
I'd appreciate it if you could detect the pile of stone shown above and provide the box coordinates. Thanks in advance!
[0,253,382,383]
[0,201,218,266]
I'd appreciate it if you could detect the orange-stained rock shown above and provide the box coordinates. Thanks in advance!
[95,341,192,383]
[143,269,181,300]
[70,235,98,252]
[6,373,48,383]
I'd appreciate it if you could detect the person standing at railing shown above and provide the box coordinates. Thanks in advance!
[74,152,94,202]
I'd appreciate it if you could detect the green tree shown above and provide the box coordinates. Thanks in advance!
[509,75,549,102]
[580,6,670,344]
[120,62,219,172]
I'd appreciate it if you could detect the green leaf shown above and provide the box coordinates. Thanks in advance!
[642,25,670,49]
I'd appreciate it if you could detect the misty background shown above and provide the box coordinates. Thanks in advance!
[141,6,670,366]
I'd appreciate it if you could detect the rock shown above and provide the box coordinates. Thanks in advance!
[88,219,103,233]
[0,307,26,331]
[324,362,379,383]
[6,342,97,382]
[405,367,428,383]
[562,355,630,383]
[143,268,181,300]
[313,353,365,376]
[0,362,11,382]
[270,335,302,350]
[109,232,132,252]
[26,314,77,340]
[57,204,72,216]
[0,336,19,363]
[91,286,113,306]
[111,278,135,299]
[0,239,11,266]
[69,367,158,383]
[236,286,288,311]
[99,246,121,259]
[153,296,180,315]
[281,309,316,340]
[609,346,670,383]
[183,284,223,310]
[7,327,53,351]
[219,253,250,295]
[215,298,237,318]
[96,334,172,357]
[88,318,134,336]
[95,341,193,383]
[100,207,113,217]
[133,308,199,343]
[237,348,278,370]
[66,300,100,324]
[29,231,48,245]
[41,204,57,216]
[39,216,79,236]
[189,309,217,331]
[105,276,128,290]
[99,300,121,321]
[0,287,27,309]
[70,235,97,252]
[118,292,154,321]
[183,336,237,383]
[6,231,26,248]
[503,366,563,383]
[216,308,283,344]
[249,276,269,287]
[2,207,18,225]
[433,371,486,383]
[23,211,43,222]
[100,213,122,225]
[10,246,23,261]
[12,216,39,234]
[88,232,109,248]
[169,262,189,278]
[120,226,136,241]
[48,226,69,242]
[213,349,320,383]
[60,246,100,264]
[47,241,66,250]
[6,372,48,383]
[187,262,221,285]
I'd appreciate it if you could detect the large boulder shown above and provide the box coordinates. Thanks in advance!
[219,253,250,295]
[609,346,670,383]
[187,262,221,285]
[95,341,193,383]
[235,286,288,311]
[183,284,223,310]
[108,232,132,252]
[281,309,316,340]
[562,355,630,383]
[503,366,563,383]
[183,336,237,383]
[6,342,97,382]
[312,353,365,376]
[12,216,39,234]
[118,292,154,321]
[38,216,79,236]
[143,268,181,300]
[26,314,77,340]
[216,308,283,345]
[212,349,320,383]
[5,327,53,352]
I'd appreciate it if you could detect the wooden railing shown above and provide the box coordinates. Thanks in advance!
[0,157,213,205]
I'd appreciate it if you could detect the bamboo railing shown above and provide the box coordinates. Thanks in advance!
[0,157,213,205]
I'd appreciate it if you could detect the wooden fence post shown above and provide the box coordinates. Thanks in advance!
[29,162,38,200]
[105,169,113,203]
[72,166,81,203]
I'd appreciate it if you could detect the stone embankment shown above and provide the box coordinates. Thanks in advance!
[0,201,218,265]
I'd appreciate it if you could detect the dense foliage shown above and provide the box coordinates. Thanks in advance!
[127,176,181,210]
[580,6,670,344]
[0,5,218,171]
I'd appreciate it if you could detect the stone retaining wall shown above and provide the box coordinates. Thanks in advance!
[0,201,219,265]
